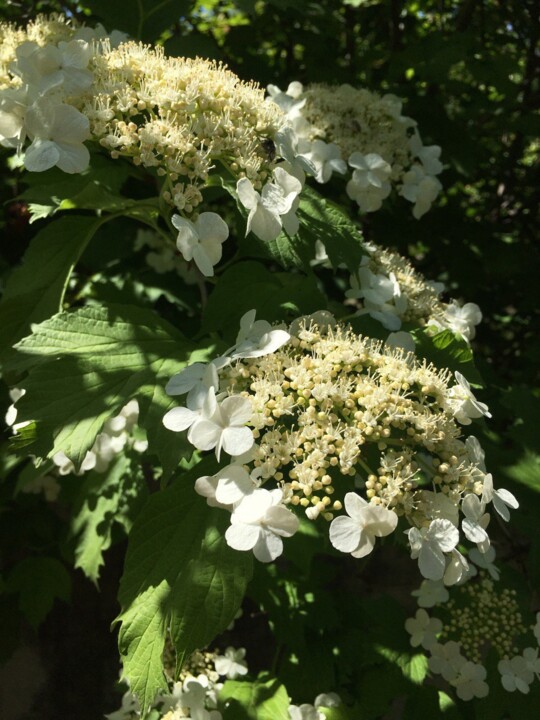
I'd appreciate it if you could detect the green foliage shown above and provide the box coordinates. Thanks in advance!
[9,304,208,471]
[5,556,71,627]
[71,455,148,583]
[219,676,290,720]
[117,465,253,714]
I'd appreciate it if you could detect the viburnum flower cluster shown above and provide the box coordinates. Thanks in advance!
[268,81,443,217]
[406,565,537,700]
[163,313,516,581]
[342,241,482,342]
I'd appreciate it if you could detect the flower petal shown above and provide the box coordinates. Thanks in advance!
[329,515,361,553]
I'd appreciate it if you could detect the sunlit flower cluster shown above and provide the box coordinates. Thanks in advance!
[268,81,443,217]
[344,241,482,342]
[406,565,539,700]
[163,313,514,580]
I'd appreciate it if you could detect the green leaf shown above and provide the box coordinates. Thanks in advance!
[117,467,252,715]
[375,645,429,685]
[71,455,148,583]
[219,676,290,720]
[296,186,366,272]
[6,557,71,627]
[83,0,194,41]
[10,304,210,473]
[411,328,483,386]
[0,215,105,360]
[19,154,134,221]
[203,261,326,342]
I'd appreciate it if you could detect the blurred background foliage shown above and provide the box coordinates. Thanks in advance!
[0,1,538,718]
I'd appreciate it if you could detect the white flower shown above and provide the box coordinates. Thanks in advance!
[213,464,257,505]
[411,579,449,608]
[461,493,490,552]
[400,165,442,219]
[437,301,482,342]
[407,519,459,581]
[349,263,407,330]
[443,549,471,586]
[172,212,229,277]
[267,81,305,116]
[24,99,90,174]
[105,690,139,720]
[469,545,500,580]
[297,139,346,183]
[329,492,398,559]
[409,133,443,175]
[465,436,487,472]
[288,705,323,720]
[166,359,225,408]
[162,384,215,435]
[187,392,255,461]
[14,39,93,95]
[229,309,290,359]
[237,168,302,242]
[214,647,248,679]
[346,152,392,212]
[446,372,491,425]
[0,88,28,149]
[523,647,540,677]
[314,693,341,708]
[405,608,442,649]
[225,488,299,562]
[481,473,519,522]
[428,641,466,682]
[498,655,534,694]
[385,331,416,354]
[453,661,489,701]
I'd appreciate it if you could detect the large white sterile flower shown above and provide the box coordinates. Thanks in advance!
[14,39,93,95]
[436,301,482,342]
[162,384,214,434]
[225,488,299,562]
[166,361,220,400]
[214,646,248,679]
[481,473,519,522]
[188,392,254,461]
[346,153,392,212]
[453,662,489,701]
[498,656,534,694]
[266,81,305,116]
[407,519,459,581]
[405,608,442,649]
[237,168,302,241]
[446,372,491,425]
[400,164,442,219]
[172,212,229,277]
[0,88,29,149]
[411,579,449,608]
[461,493,490,552]
[348,262,407,330]
[469,546,500,580]
[296,139,347,183]
[288,704,324,720]
[329,492,398,558]
[230,309,290,359]
[213,464,257,505]
[409,133,443,175]
[428,641,466,682]
[24,99,90,173]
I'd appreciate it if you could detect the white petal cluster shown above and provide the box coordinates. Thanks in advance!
[237,167,302,242]
[172,212,229,277]
[267,81,443,218]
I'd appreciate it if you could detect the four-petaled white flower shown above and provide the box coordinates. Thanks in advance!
[214,646,249,679]
[230,309,290,359]
[435,301,482,343]
[409,133,443,176]
[453,661,489,701]
[288,705,324,720]
[237,167,302,242]
[329,492,398,558]
[481,473,519,522]
[172,212,229,277]
[428,641,466,682]
[225,488,299,562]
[446,371,491,425]
[24,99,90,173]
[346,152,392,212]
[15,39,93,95]
[498,655,534,694]
[297,139,346,183]
[469,546,500,580]
[405,608,442,649]
[400,164,442,219]
[461,493,490,553]
[165,360,221,405]
[407,519,459,581]
[411,579,449,608]
[187,391,254,461]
